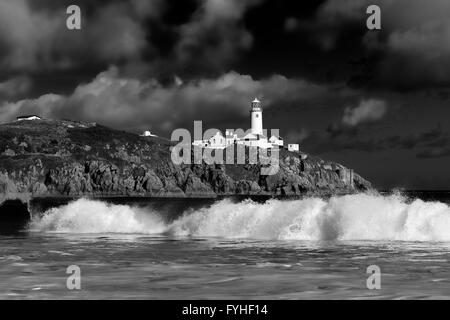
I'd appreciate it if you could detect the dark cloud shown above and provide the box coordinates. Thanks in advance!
[311,0,450,90]
[284,17,299,32]
[0,0,161,72]
[283,129,310,144]
[417,148,450,159]
[0,0,263,81]
[410,127,450,159]
[3,0,449,90]
[303,128,380,154]
[384,127,447,151]
[302,125,450,161]
[174,0,261,75]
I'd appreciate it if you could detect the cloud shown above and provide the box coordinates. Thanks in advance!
[417,148,450,159]
[312,0,450,89]
[300,128,380,154]
[342,99,387,126]
[0,0,264,79]
[376,127,450,159]
[382,18,450,88]
[284,129,310,144]
[308,0,373,50]
[0,0,162,72]
[174,0,262,74]
[284,17,299,32]
[0,67,332,135]
[302,124,450,158]
[0,75,32,98]
[406,127,450,159]
[318,0,375,22]
[0,0,61,70]
[383,127,446,150]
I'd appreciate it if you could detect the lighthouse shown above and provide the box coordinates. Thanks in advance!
[250,97,263,135]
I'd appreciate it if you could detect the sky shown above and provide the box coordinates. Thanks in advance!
[0,0,450,190]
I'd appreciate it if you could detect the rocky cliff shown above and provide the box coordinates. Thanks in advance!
[0,119,371,204]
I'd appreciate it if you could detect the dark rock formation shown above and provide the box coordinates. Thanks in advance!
[0,119,371,203]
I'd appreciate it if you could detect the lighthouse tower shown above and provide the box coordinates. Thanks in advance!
[250,98,263,135]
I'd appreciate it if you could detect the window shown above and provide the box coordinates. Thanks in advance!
[255,114,259,118]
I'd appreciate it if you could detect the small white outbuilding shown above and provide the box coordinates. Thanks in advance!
[16,115,41,121]
[141,130,157,137]
[288,144,299,152]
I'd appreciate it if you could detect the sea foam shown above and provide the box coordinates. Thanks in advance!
[29,193,450,242]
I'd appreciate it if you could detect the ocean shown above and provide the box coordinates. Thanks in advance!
[1,191,450,299]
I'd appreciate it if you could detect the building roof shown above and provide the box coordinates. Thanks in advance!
[252,97,260,104]
[242,133,267,140]
[242,133,257,140]
[211,131,224,137]
[269,135,283,140]
[17,115,40,119]
[206,131,225,141]
[226,131,247,138]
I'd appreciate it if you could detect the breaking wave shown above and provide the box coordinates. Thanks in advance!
[29,199,167,234]
[29,193,450,242]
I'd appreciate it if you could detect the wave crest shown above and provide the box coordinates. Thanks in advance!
[29,193,450,242]
[29,198,166,234]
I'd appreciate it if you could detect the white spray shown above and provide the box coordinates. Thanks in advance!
[29,193,450,242]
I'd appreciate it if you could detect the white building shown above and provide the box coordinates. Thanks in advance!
[141,130,157,137]
[240,132,272,148]
[192,98,300,151]
[17,115,41,121]
[193,131,226,149]
[288,144,299,152]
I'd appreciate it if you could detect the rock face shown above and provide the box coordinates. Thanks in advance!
[0,119,371,202]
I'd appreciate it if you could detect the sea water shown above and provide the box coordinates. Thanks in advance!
[1,191,450,299]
